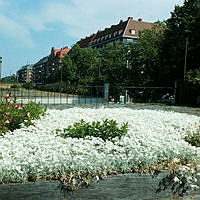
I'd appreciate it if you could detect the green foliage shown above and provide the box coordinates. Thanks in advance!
[62,44,100,86]
[129,22,165,86]
[186,69,200,85]
[161,0,200,84]
[184,125,200,147]
[98,42,129,86]
[23,102,46,126]
[183,69,200,105]
[0,101,46,135]
[59,119,129,142]
[1,74,17,83]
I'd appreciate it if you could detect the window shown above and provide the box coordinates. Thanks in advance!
[130,29,136,35]
[127,38,134,42]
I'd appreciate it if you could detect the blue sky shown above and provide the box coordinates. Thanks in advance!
[0,0,184,78]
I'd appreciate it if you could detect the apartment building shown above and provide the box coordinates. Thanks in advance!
[32,56,48,84]
[77,17,154,48]
[16,64,33,83]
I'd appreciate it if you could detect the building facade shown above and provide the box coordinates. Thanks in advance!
[16,64,33,83]
[77,17,154,48]
[16,47,71,85]
[46,46,71,79]
[32,56,48,84]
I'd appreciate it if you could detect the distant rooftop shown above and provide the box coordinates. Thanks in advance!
[51,46,71,58]
[77,17,154,48]
[18,64,34,72]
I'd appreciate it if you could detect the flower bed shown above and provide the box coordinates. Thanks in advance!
[0,99,46,135]
[0,107,199,190]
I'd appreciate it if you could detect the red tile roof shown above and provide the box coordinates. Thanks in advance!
[52,47,71,58]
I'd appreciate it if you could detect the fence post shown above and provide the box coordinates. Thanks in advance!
[104,83,109,104]
[174,81,177,104]
[174,80,184,105]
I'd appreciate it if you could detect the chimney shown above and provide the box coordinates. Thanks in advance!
[138,18,142,22]
[128,17,133,20]
[119,19,123,24]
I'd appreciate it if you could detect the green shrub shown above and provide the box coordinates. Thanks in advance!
[0,101,46,135]
[184,126,200,147]
[59,119,129,142]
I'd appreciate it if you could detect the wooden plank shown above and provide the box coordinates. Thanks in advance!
[0,171,199,200]
[0,181,61,200]
[62,172,174,200]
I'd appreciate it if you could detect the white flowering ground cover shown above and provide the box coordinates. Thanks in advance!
[0,107,199,188]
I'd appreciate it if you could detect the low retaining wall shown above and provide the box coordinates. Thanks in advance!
[0,171,199,200]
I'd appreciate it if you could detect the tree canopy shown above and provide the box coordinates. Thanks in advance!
[161,0,200,84]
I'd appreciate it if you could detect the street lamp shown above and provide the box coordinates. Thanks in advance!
[184,30,192,82]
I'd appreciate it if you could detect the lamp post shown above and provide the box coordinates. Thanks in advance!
[59,60,63,92]
[0,56,2,82]
[98,53,102,79]
[125,50,131,103]
[184,30,192,82]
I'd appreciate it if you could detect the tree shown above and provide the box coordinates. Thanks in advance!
[98,42,129,86]
[128,23,165,86]
[1,75,17,83]
[61,54,77,85]
[184,69,200,105]
[161,0,200,85]
[63,44,100,86]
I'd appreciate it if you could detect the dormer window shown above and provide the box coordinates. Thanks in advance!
[114,31,118,37]
[119,29,123,35]
[130,29,136,35]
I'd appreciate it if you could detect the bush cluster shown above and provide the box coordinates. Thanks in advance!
[0,95,46,135]
[59,119,129,142]
[184,126,200,147]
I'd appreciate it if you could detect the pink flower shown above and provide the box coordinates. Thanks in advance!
[15,104,24,110]
[5,105,11,109]
[4,119,11,124]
